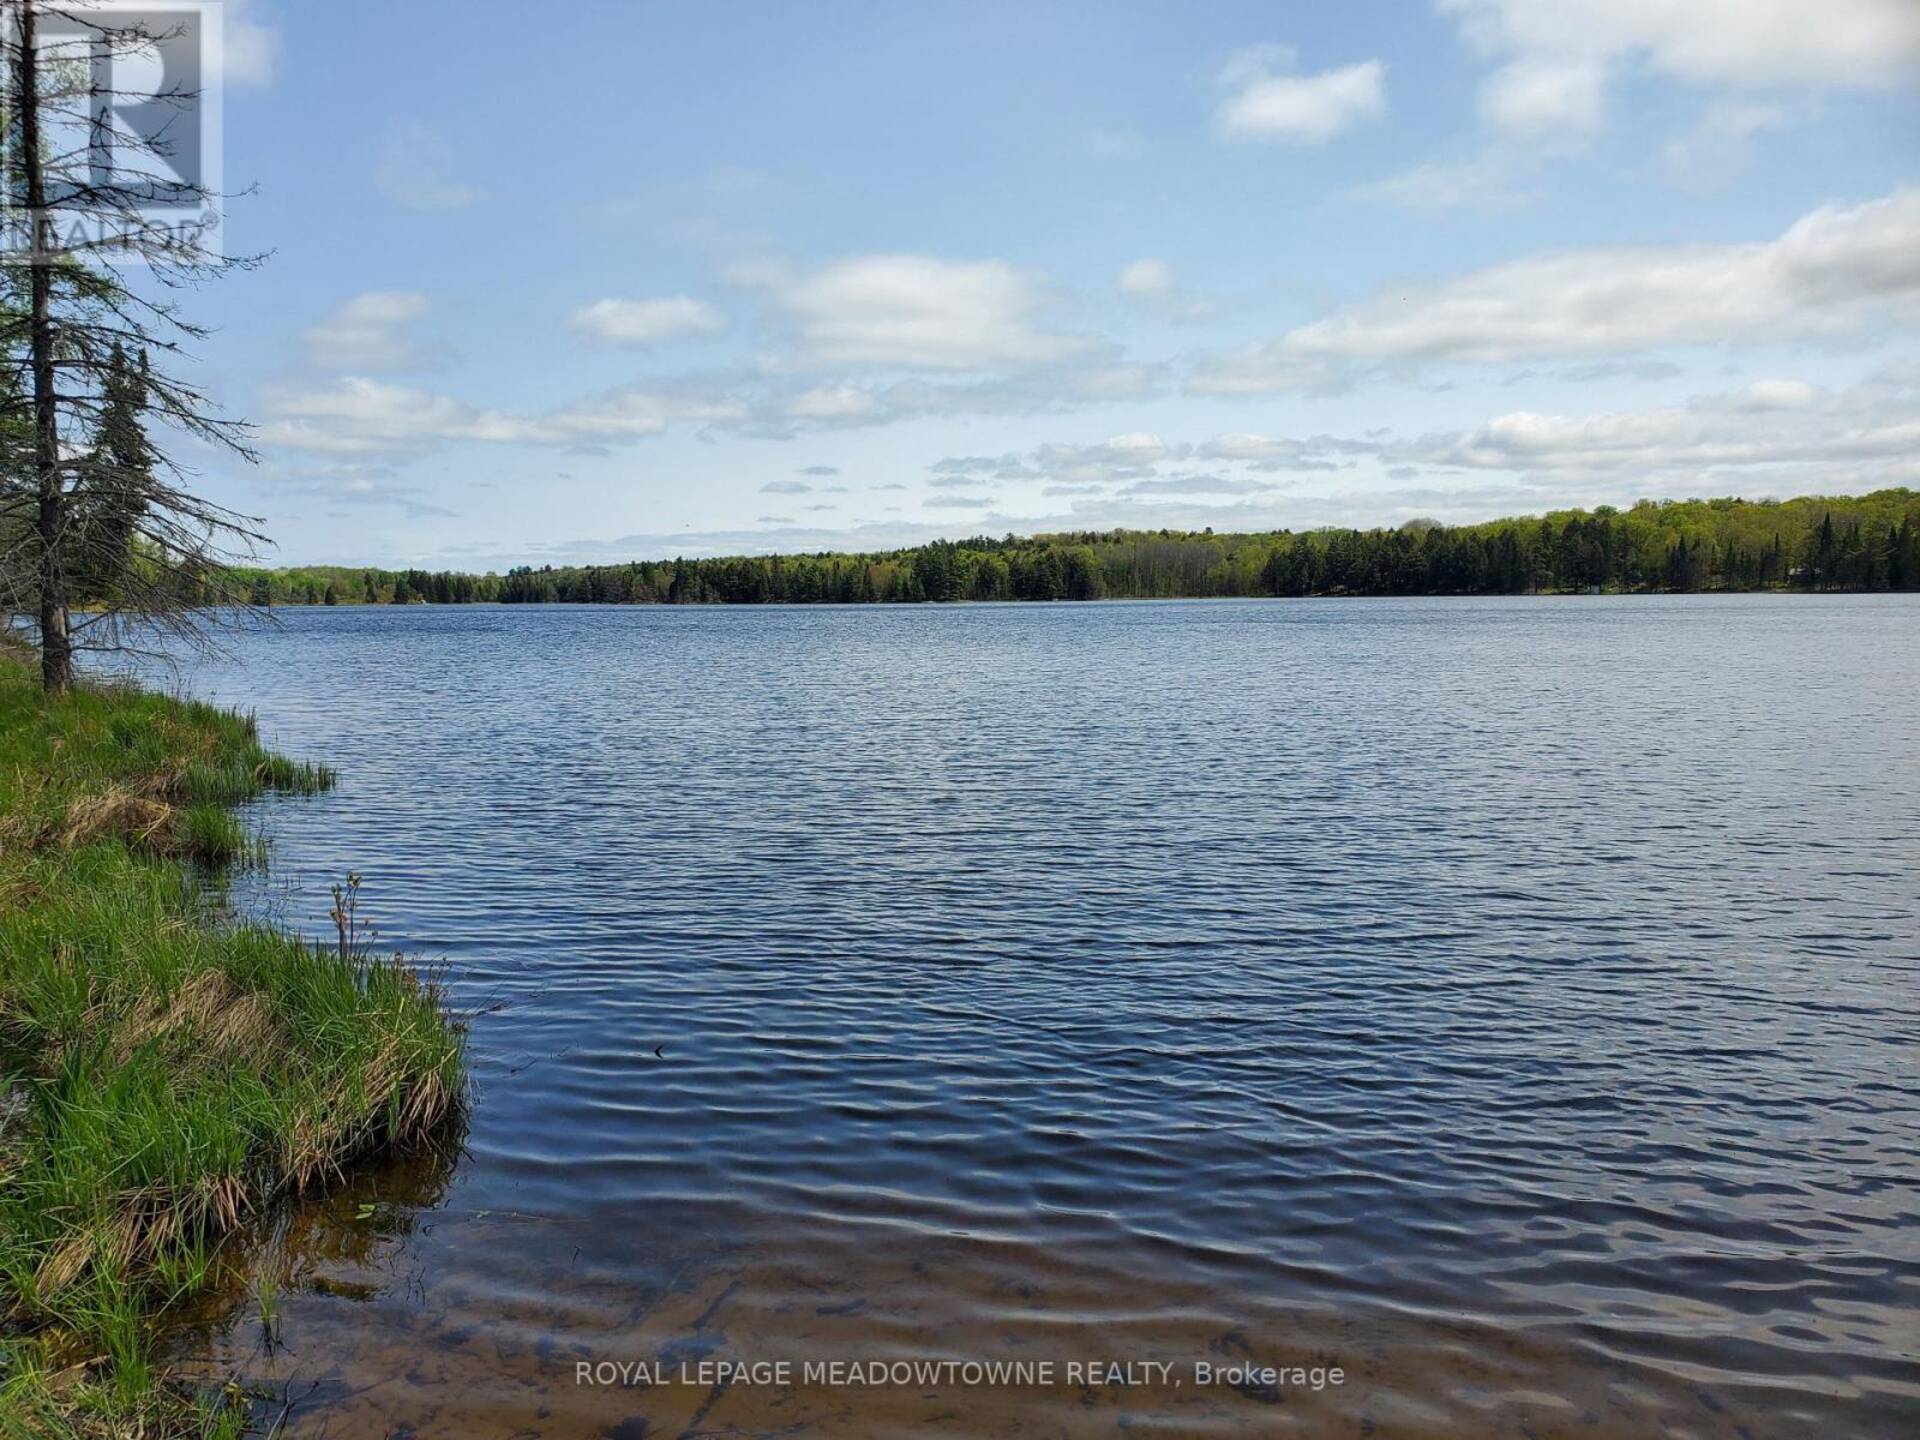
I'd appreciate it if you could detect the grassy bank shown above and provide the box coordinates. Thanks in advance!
[0,645,464,1436]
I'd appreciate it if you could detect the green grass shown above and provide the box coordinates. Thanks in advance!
[0,644,465,1436]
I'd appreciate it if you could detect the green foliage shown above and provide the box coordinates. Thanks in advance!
[233,489,1920,607]
[65,345,155,608]
[0,647,464,1436]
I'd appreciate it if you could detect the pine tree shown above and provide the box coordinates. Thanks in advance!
[4,3,265,690]
[67,345,153,604]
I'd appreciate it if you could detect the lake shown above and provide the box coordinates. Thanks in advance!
[152,596,1918,1438]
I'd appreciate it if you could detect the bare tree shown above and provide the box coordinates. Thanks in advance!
[1,0,264,692]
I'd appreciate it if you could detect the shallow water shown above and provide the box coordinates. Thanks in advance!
[154,597,1919,1437]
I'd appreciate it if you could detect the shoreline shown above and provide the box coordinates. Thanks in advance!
[189,586,1913,614]
[0,643,467,1435]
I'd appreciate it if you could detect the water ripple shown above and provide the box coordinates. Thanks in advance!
[156,597,1920,1438]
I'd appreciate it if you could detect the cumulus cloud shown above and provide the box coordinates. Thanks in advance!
[900,366,1917,521]
[769,254,1089,370]
[1190,188,1920,391]
[265,347,1169,456]
[301,291,430,371]
[259,378,747,456]
[1478,58,1606,133]
[1215,48,1386,143]
[459,364,1915,569]
[1032,433,1182,484]
[1391,369,1920,488]
[1441,0,1920,135]
[760,479,811,494]
[570,296,724,345]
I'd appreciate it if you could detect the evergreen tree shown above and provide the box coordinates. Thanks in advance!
[67,345,154,605]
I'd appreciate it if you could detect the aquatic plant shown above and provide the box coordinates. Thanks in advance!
[0,643,465,1435]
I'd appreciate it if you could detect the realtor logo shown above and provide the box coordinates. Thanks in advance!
[2,0,225,262]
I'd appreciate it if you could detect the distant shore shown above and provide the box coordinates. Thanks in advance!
[233,488,1918,607]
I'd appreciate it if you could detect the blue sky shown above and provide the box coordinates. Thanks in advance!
[184,0,1919,568]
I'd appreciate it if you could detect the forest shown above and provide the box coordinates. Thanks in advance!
[237,489,1920,607]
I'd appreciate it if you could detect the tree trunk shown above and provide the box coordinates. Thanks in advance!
[15,1,71,692]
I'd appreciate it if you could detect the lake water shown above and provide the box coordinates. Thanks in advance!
[152,597,1918,1438]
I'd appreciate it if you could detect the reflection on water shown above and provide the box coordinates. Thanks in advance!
[148,598,1920,1438]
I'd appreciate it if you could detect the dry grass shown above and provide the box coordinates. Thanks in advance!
[0,647,464,1437]
[58,788,175,852]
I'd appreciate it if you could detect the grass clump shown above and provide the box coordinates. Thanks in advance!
[0,645,464,1435]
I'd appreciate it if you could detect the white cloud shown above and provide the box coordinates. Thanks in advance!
[927,494,996,510]
[1738,378,1819,410]
[570,296,724,346]
[1441,0,1920,134]
[302,291,429,371]
[901,367,1920,527]
[1190,188,1920,391]
[1116,258,1212,321]
[771,254,1087,370]
[760,479,811,494]
[1216,53,1386,143]
[1118,259,1174,297]
[1198,432,1296,461]
[259,377,747,456]
[1032,433,1181,484]
[259,378,486,455]
[784,385,881,420]
[1121,473,1275,497]
[1479,58,1606,133]
[462,366,1918,563]
[1050,433,1171,470]
[1399,373,1920,487]
[1661,102,1791,187]
[1351,152,1524,212]
[222,0,279,87]
[929,454,1037,485]
[1197,432,1359,471]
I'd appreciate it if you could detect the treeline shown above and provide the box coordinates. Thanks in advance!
[231,565,494,607]
[240,490,1920,606]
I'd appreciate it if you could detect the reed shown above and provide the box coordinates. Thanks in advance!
[0,644,464,1436]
